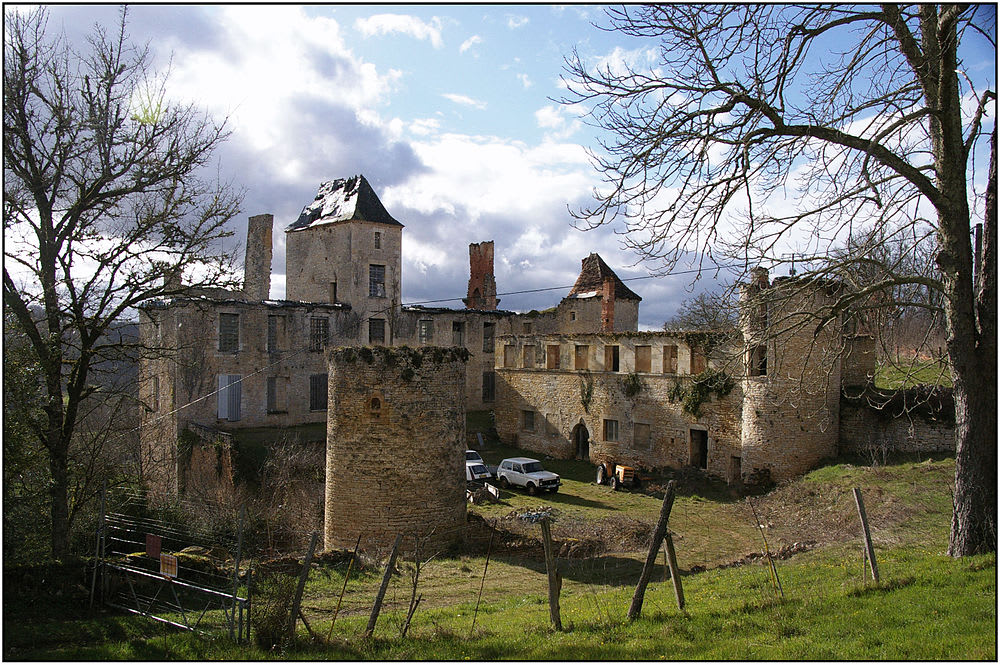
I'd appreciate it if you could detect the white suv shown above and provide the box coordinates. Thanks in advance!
[497,457,560,495]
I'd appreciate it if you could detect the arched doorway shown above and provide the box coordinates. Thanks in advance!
[572,421,590,460]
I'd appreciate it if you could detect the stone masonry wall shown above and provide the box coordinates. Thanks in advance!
[839,403,955,456]
[325,346,469,554]
[495,333,743,481]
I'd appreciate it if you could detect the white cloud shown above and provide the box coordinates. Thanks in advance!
[534,104,582,141]
[459,35,482,54]
[442,93,487,110]
[506,15,529,29]
[517,73,533,89]
[354,14,443,48]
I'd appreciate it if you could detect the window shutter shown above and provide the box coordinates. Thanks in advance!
[229,375,241,421]
[218,375,229,420]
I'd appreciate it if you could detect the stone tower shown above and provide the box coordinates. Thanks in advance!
[284,175,403,312]
[324,346,468,554]
[463,241,499,310]
[243,213,273,301]
[739,269,844,481]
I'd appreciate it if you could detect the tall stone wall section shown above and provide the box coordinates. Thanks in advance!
[495,332,743,481]
[325,346,469,554]
[740,276,843,481]
[839,404,955,456]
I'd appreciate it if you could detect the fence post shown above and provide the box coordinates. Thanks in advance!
[89,480,107,612]
[853,488,880,583]
[328,533,362,642]
[287,532,319,643]
[540,517,563,631]
[231,504,246,641]
[365,534,402,638]
[470,525,495,637]
[664,531,685,611]
[628,480,676,621]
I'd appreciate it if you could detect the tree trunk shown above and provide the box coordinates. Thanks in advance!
[49,440,71,558]
[948,126,998,556]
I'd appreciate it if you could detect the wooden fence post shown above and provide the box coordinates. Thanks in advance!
[853,488,880,583]
[540,517,562,631]
[287,531,319,642]
[327,533,362,642]
[364,534,402,638]
[628,480,676,621]
[664,531,685,611]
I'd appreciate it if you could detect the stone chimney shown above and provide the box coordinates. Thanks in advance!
[243,214,273,301]
[601,276,615,332]
[463,240,499,310]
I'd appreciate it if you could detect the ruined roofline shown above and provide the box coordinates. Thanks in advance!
[140,294,353,312]
[402,304,518,317]
[286,174,403,232]
[496,329,729,341]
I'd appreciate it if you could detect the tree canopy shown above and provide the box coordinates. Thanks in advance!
[563,5,995,555]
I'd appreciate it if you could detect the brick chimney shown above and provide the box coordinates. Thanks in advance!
[601,276,615,332]
[243,214,273,301]
[463,240,499,310]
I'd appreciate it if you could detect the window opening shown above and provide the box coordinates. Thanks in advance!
[575,345,589,370]
[635,345,651,373]
[546,344,560,369]
[663,345,678,373]
[482,322,495,353]
[482,371,496,402]
[522,344,535,368]
[368,318,385,344]
[310,317,329,351]
[452,321,465,346]
[604,345,620,371]
[418,319,433,344]
[309,374,328,411]
[603,419,619,442]
[219,313,239,352]
[369,264,386,298]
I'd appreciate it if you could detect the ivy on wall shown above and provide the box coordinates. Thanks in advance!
[668,369,736,417]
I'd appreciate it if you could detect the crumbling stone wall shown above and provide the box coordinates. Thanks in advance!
[325,346,469,554]
[495,333,743,480]
[740,275,843,481]
[839,404,955,456]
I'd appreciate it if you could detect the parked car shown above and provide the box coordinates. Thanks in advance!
[496,457,560,495]
[466,461,492,484]
[465,449,485,464]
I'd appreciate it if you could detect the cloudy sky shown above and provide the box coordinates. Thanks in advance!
[30,5,996,329]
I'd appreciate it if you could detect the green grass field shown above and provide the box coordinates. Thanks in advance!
[4,454,994,660]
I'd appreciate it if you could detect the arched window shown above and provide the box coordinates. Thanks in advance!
[369,394,383,420]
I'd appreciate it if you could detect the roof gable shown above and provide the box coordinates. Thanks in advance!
[286,175,403,232]
[568,253,641,301]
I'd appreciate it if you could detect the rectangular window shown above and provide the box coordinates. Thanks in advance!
[266,377,278,413]
[482,371,496,402]
[482,322,495,353]
[546,344,560,369]
[374,231,382,249]
[329,282,337,303]
[267,315,278,353]
[219,313,239,352]
[418,319,434,344]
[691,348,707,374]
[369,264,386,298]
[151,376,160,412]
[217,374,241,421]
[575,345,589,370]
[749,344,767,377]
[452,321,465,346]
[523,321,532,333]
[309,373,328,411]
[522,410,535,431]
[664,345,678,373]
[603,418,619,442]
[504,344,516,368]
[570,311,576,321]
[635,345,651,372]
[604,345,620,372]
[522,344,535,368]
[369,318,385,344]
[310,317,329,352]
[634,422,652,449]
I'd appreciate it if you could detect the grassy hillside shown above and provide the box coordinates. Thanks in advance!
[4,454,994,660]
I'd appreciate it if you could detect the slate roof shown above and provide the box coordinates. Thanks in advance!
[286,175,403,232]
[567,253,642,301]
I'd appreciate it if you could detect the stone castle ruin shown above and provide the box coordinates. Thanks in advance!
[138,173,955,547]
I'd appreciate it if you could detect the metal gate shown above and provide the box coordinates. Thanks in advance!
[90,486,250,642]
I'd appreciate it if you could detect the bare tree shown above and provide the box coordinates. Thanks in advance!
[3,8,243,557]
[562,5,995,555]
[663,290,738,332]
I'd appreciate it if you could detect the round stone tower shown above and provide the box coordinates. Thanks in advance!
[325,346,469,554]
[739,269,844,481]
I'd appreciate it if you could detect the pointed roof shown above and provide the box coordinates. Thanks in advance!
[567,253,642,301]
[286,175,403,232]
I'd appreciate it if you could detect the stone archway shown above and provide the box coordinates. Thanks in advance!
[572,421,590,460]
